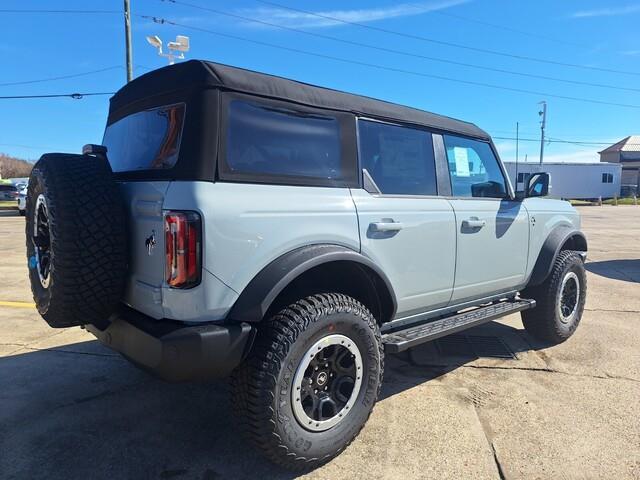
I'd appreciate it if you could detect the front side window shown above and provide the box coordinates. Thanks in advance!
[444,135,507,198]
[358,119,437,195]
[222,100,351,186]
[102,103,185,172]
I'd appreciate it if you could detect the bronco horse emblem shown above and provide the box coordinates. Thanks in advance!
[145,230,156,255]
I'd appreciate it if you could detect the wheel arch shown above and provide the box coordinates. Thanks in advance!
[526,226,587,288]
[227,244,397,324]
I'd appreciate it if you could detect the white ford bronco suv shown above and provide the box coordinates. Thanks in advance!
[26,60,587,470]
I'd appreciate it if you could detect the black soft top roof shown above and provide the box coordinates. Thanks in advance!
[109,60,490,139]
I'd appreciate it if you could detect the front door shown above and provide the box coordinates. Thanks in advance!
[352,119,457,317]
[441,134,529,303]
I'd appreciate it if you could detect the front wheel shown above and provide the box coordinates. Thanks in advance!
[231,293,383,471]
[521,250,587,344]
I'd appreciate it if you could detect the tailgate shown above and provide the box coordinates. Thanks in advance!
[119,181,170,319]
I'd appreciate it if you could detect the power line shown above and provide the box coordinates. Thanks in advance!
[0,92,115,100]
[254,0,640,77]
[140,15,640,110]
[427,8,588,49]
[0,143,62,151]
[162,0,640,94]
[492,136,639,147]
[0,9,119,14]
[0,66,122,87]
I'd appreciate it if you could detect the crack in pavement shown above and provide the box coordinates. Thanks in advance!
[0,342,120,358]
[584,307,640,314]
[432,363,640,384]
[52,380,148,411]
[471,403,506,480]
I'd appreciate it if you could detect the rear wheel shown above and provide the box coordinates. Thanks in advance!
[521,250,587,344]
[26,153,127,328]
[231,293,383,470]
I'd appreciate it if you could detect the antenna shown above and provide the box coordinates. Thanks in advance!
[146,35,191,65]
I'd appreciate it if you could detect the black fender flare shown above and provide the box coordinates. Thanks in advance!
[228,244,397,323]
[527,226,587,287]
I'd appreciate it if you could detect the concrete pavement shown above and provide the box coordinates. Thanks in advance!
[0,206,638,479]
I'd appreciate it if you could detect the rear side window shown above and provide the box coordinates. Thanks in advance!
[221,99,355,187]
[102,103,185,172]
[444,135,507,198]
[358,119,437,195]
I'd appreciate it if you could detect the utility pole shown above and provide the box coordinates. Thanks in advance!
[515,122,519,190]
[124,0,133,82]
[538,101,547,165]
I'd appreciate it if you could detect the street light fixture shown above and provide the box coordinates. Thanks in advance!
[145,34,190,65]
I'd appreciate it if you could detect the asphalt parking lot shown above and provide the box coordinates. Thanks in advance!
[0,206,638,480]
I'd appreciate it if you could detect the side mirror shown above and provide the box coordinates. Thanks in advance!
[526,172,550,198]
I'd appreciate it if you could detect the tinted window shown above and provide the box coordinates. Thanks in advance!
[444,135,507,198]
[224,100,345,183]
[102,103,185,172]
[358,120,437,195]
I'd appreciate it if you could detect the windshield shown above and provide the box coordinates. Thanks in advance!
[102,103,185,172]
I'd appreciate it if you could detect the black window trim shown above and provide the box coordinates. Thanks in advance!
[355,115,443,198]
[217,91,358,189]
[439,132,515,201]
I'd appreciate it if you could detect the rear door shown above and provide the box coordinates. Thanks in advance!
[351,119,456,317]
[440,134,529,303]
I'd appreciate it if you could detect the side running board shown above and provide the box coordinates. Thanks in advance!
[382,299,536,354]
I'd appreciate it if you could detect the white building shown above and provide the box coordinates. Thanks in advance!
[503,161,622,200]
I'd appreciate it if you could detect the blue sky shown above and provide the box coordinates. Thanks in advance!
[1,0,639,163]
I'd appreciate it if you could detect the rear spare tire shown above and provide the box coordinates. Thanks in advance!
[26,153,127,328]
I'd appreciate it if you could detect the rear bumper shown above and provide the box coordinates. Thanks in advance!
[86,307,255,382]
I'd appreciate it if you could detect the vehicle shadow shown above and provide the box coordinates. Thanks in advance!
[0,321,545,480]
[585,259,640,283]
[380,320,551,400]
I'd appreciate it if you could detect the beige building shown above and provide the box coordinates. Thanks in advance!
[599,136,640,192]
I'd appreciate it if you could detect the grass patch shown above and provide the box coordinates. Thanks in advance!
[570,198,638,206]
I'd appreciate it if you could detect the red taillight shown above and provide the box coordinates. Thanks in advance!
[164,211,201,288]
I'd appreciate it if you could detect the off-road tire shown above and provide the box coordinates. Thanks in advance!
[521,250,586,344]
[231,293,383,471]
[26,153,127,328]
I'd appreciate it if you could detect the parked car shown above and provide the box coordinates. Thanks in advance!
[17,191,26,216]
[25,60,587,471]
[0,184,18,200]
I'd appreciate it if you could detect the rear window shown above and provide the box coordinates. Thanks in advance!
[220,99,353,187]
[102,103,185,172]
